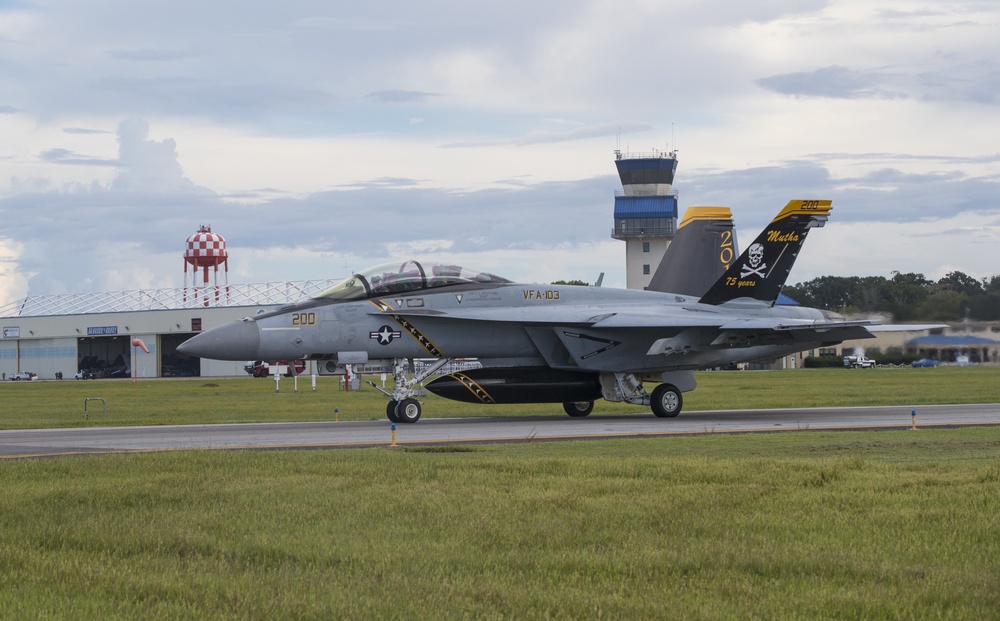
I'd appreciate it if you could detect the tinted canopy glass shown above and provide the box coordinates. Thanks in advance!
[315,260,510,301]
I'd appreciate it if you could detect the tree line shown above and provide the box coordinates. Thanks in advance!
[782,271,1000,322]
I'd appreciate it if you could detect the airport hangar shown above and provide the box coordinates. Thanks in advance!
[0,280,341,380]
[0,225,343,380]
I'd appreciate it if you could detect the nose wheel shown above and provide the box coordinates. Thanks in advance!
[386,400,401,423]
[376,358,446,424]
[395,398,422,423]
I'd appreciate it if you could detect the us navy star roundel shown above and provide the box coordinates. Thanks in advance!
[370,325,401,345]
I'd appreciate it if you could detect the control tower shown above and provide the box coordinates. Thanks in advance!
[611,148,679,289]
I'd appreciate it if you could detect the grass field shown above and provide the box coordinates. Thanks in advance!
[0,365,997,430]
[2,367,998,618]
[1,429,999,619]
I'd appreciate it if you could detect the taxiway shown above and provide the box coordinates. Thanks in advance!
[2,403,1000,459]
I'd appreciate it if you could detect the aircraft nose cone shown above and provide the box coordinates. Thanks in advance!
[177,319,260,360]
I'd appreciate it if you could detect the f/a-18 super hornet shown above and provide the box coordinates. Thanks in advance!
[178,199,880,423]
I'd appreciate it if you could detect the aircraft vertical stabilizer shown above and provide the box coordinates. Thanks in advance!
[698,200,831,306]
[647,207,738,297]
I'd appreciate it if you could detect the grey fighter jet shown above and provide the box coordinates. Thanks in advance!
[178,199,878,423]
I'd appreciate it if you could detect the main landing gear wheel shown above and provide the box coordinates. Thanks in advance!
[386,400,401,423]
[563,401,594,417]
[395,398,422,423]
[651,384,682,418]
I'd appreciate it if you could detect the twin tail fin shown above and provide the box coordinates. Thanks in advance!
[647,206,738,297]
[698,200,831,306]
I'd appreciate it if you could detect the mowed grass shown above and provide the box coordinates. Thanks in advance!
[0,366,997,430]
[1,429,999,619]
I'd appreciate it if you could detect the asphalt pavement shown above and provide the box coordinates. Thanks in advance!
[2,403,999,459]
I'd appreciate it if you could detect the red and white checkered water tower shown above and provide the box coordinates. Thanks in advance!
[184,225,229,306]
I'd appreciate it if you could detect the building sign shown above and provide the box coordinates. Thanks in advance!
[191,318,202,332]
[87,326,118,336]
[2,326,19,339]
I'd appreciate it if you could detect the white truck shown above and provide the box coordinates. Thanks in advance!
[843,355,876,369]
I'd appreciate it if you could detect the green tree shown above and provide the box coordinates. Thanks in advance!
[783,276,861,310]
[886,272,931,320]
[967,294,1000,321]
[916,290,968,321]
[937,271,984,297]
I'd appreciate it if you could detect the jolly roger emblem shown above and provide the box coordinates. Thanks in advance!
[740,243,767,279]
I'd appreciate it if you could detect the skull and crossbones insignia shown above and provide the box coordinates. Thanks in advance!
[740,243,767,278]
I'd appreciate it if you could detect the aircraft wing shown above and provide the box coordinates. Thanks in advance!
[716,318,880,331]
[644,318,878,355]
[866,323,948,332]
[372,303,883,336]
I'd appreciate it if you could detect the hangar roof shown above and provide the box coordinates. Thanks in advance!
[908,334,1000,347]
[0,280,340,318]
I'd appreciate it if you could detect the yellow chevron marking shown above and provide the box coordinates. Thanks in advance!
[770,199,832,223]
[678,206,733,228]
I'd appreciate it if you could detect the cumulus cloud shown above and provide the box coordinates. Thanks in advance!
[1,1,999,302]
[111,118,199,192]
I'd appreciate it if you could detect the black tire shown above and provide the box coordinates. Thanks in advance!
[563,401,594,417]
[651,384,682,418]
[395,398,422,423]
[386,400,401,423]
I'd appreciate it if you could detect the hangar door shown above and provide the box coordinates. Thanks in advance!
[161,333,200,377]
[77,335,130,378]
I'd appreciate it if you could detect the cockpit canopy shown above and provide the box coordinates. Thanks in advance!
[315,260,511,302]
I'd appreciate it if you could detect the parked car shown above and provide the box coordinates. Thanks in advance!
[244,360,306,377]
[911,358,938,368]
[9,371,36,381]
[74,369,98,379]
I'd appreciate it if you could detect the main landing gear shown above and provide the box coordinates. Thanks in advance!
[650,384,682,418]
[562,401,595,417]
[599,372,686,418]
[561,375,685,418]
[376,358,452,424]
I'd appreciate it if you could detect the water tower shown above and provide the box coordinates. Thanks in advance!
[184,225,229,306]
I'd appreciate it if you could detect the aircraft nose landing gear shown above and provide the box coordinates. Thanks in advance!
[375,358,451,423]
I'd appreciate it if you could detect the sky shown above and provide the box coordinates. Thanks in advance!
[1,0,998,306]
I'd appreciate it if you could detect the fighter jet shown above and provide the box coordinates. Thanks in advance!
[178,199,878,423]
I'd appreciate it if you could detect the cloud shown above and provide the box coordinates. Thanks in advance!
[110,118,203,192]
[63,127,113,135]
[441,121,652,148]
[366,90,441,104]
[756,66,905,100]
[39,148,118,166]
[2,1,1000,303]
[107,48,207,62]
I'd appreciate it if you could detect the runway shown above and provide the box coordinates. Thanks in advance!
[3,403,1000,459]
